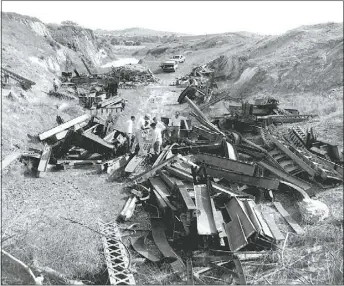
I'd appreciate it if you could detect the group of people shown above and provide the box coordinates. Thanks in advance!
[125,111,188,155]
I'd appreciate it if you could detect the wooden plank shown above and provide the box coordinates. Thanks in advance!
[273,202,304,234]
[37,144,52,177]
[54,121,88,141]
[262,213,285,241]
[225,197,256,239]
[39,114,89,141]
[206,166,280,190]
[196,153,256,176]
[194,184,217,235]
[125,155,145,173]
[1,152,21,170]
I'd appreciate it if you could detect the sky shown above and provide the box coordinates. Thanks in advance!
[2,1,343,35]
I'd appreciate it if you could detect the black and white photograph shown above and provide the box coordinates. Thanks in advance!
[1,1,343,285]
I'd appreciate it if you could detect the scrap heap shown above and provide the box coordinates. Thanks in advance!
[108,64,158,89]
[19,113,128,176]
[4,96,342,284]
[88,97,342,284]
[175,64,216,87]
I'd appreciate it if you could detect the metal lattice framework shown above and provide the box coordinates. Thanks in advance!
[98,221,136,285]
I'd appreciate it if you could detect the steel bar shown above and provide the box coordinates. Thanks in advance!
[206,166,280,190]
[257,161,312,194]
[194,184,217,235]
[130,235,160,262]
[273,202,304,234]
[225,197,256,239]
[261,213,285,241]
[165,166,194,182]
[132,155,178,183]
[73,131,115,155]
[150,218,185,273]
[195,153,256,176]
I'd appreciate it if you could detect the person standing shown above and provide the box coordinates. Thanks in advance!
[53,78,59,92]
[125,116,136,153]
[131,114,151,153]
[169,111,188,141]
[150,122,162,155]
[153,116,166,141]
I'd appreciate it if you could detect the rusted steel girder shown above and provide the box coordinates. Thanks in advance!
[150,218,186,273]
[205,166,280,190]
[131,155,178,184]
[130,235,160,262]
[195,153,256,176]
[194,184,217,235]
[98,221,135,285]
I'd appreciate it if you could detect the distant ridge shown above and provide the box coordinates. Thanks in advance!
[94,27,190,37]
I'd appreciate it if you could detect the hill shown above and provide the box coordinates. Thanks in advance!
[143,22,343,96]
[95,27,189,37]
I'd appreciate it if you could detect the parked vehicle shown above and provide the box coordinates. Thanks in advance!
[170,55,186,63]
[160,60,178,72]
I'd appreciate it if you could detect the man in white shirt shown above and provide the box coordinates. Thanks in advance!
[131,114,151,153]
[153,116,166,141]
[169,111,188,141]
[150,122,162,155]
[126,116,136,152]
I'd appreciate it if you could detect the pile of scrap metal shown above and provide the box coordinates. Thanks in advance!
[108,64,158,89]
[99,97,324,284]
[209,98,318,132]
[174,64,217,88]
[177,76,218,105]
[46,82,78,101]
[189,64,215,77]
[17,114,129,177]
